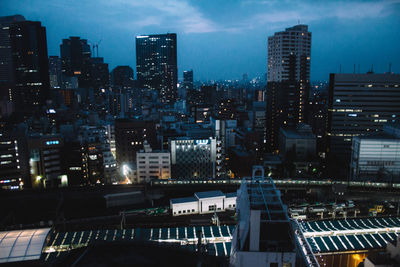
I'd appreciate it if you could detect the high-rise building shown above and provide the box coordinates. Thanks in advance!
[136,33,177,104]
[181,69,193,99]
[266,25,311,151]
[111,66,134,87]
[60,36,91,87]
[327,73,400,159]
[10,20,50,110]
[48,56,62,88]
[0,15,25,101]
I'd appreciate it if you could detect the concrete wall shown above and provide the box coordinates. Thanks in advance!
[171,201,198,216]
[199,196,224,214]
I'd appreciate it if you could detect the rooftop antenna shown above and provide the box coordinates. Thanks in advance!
[298,19,300,25]
[339,64,342,73]
[389,63,392,73]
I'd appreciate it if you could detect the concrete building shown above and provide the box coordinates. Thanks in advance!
[0,131,28,190]
[115,119,157,168]
[266,25,312,151]
[350,123,400,182]
[78,125,117,185]
[170,190,236,216]
[136,142,171,183]
[230,166,317,267]
[28,135,64,188]
[279,123,316,160]
[327,73,400,159]
[136,33,177,103]
[170,138,216,179]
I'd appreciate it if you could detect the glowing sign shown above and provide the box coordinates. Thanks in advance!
[46,140,59,145]
[195,140,209,145]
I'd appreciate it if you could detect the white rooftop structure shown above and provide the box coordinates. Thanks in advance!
[0,228,51,263]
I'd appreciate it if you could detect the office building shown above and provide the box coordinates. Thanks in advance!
[0,15,25,101]
[60,36,91,87]
[4,19,50,111]
[136,141,170,183]
[78,125,117,185]
[350,123,400,182]
[136,33,177,103]
[266,24,311,151]
[115,119,158,167]
[89,57,109,90]
[111,65,133,87]
[181,69,193,99]
[170,138,216,179]
[0,131,29,190]
[28,135,64,188]
[279,124,316,161]
[48,56,62,88]
[327,73,400,159]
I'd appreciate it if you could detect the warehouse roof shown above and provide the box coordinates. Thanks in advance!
[195,190,225,199]
[225,192,237,198]
[0,228,51,263]
[170,196,198,204]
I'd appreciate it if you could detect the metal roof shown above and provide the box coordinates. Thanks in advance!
[195,190,225,199]
[225,192,237,198]
[170,196,197,204]
[0,228,51,263]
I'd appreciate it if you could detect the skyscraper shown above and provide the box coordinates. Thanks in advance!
[60,37,91,88]
[266,25,311,151]
[0,15,25,101]
[327,73,400,159]
[182,69,193,99]
[48,56,62,88]
[9,20,50,111]
[136,33,177,104]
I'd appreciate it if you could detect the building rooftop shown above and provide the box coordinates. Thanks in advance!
[170,196,198,204]
[0,228,51,263]
[195,190,225,199]
[280,124,315,140]
[225,192,237,198]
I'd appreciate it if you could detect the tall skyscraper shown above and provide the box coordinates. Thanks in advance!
[48,56,62,88]
[0,15,25,101]
[182,69,193,99]
[60,36,91,88]
[136,33,177,104]
[266,25,311,151]
[327,73,400,159]
[9,20,50,111]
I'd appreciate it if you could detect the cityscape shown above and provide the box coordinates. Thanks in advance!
[1,0,400,266]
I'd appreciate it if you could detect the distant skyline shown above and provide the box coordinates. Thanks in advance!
[1,0,400,81]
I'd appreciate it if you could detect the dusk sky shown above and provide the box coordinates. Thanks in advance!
[2,0,400,81]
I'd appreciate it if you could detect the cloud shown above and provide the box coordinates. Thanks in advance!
[96,0,219,33]
[248,0,400,27]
